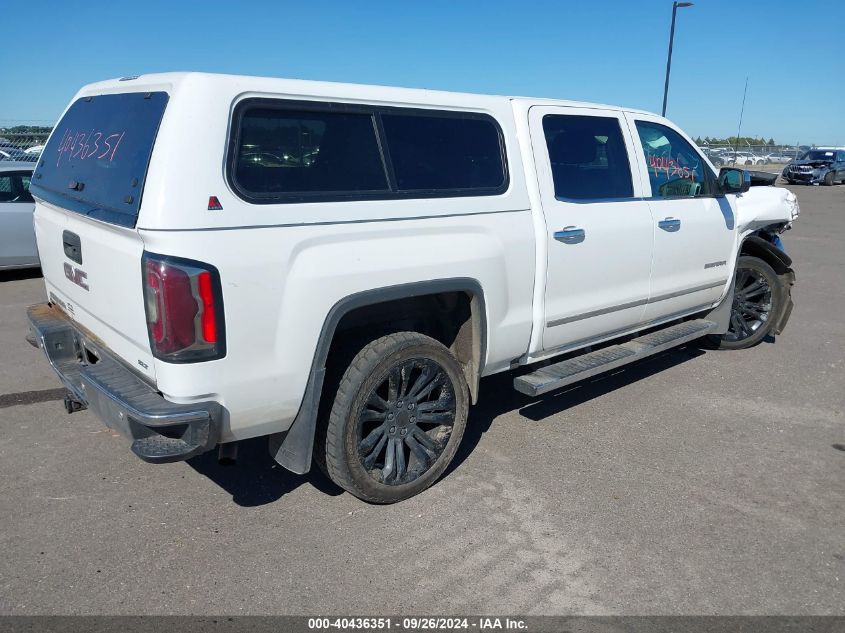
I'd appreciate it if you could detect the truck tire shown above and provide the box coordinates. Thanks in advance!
[705,256,785,350]
[320,332,469,503]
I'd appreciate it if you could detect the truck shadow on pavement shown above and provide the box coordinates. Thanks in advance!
[187,345,705,507]
[187,437,345,506]
[445,345,705,477]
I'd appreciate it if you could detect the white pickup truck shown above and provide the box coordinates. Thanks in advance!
[27,73,799,503]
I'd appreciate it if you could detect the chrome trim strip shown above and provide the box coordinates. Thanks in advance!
[649,280,726,303]
[551,194,725,205]
[554,196,643,204]
[548,298,648,328]
[138,207,530,232]
[546,280,726,328]
[542,301,717,356]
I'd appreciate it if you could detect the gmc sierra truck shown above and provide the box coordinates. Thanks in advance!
[27,73,799,503]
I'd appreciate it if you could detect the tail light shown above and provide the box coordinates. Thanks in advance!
[142,253,225,362]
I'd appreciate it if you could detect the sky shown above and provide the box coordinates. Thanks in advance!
[2,0,843,145]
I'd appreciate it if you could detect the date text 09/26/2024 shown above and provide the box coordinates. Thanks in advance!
[307,617,527,630]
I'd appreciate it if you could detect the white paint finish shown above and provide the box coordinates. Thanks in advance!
[111,73,531,231]
[624,112,737,320]
[34,202,156,381]
[141,211,534,441]
[528,105,655,351]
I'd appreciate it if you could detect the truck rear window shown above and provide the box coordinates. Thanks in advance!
[31,91,168,228]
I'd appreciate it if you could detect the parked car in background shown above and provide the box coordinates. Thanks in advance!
[0,146,38,162]
[766,151,795,164]
[707,149,734,164]
[699,147,727,166]
[0,162,39,269]
[782,149,845,185]
[730,152,766,166]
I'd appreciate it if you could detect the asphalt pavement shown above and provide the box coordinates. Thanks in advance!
[1,183,843,615]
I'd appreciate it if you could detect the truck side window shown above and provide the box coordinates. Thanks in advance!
[541,115,633,200]
[235,108,389,196]
[635,121,712,198]
[381,114,506,192]
[231,104,508,202]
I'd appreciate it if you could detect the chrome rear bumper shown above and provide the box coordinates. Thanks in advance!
[27,303,222,463]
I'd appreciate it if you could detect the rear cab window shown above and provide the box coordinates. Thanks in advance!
[228,100,508,203]
[31,92,169,227]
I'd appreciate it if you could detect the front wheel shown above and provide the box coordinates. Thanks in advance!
[321,332,469,503]
[824,171,834,186]
[706,256,785,350]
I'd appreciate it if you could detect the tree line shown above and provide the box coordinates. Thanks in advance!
[0,125,53,147]
[695,136,777,147]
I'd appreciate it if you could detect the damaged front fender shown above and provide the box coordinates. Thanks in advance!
[733,184,800,234]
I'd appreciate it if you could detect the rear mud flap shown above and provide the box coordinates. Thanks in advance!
[268,367,326,475]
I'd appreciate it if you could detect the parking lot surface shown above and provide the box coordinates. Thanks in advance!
[1,184,843,615]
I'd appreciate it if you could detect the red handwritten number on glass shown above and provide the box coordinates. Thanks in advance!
[55,128,126,167]
[649,154,694,182]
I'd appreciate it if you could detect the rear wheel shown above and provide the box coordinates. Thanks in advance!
[706,256,784,350]
[321,332,468,503]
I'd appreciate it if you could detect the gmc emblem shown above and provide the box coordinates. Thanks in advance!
[63,263,89,291]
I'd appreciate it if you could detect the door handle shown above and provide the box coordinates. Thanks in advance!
[658,217,681,232]
[553,226,586,244]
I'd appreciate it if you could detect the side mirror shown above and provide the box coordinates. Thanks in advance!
[719,167,750,194]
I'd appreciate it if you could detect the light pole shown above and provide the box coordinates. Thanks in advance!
[661,1,693,117]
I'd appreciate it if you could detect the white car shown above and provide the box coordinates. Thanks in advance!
[26,73,799,503]
[728,152,764,166]
[0,161,39,269]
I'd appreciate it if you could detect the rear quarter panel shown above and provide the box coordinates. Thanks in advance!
[141,213,535,442]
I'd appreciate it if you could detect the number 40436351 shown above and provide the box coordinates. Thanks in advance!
[55,128,125,167]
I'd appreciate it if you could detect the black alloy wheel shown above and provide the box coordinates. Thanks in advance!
[706,256,785,350]
[726,266,772,342]
[355,357,456,486]
[320,332,468,503]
